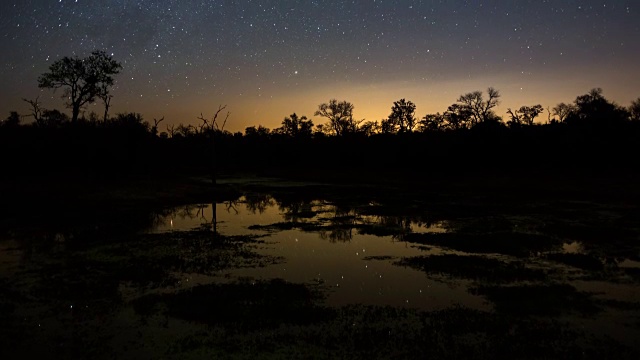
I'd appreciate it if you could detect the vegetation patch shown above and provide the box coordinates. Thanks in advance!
[132,279,331,330]
[471,284,600,316]
[403,232,561,257]
[546,252,604,271]
[138,305,636,359]
[543,222,638,243]
[395,254,547,283]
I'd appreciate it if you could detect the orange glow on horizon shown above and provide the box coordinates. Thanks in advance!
[118,62,639,133]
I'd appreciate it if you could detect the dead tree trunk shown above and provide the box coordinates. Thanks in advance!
[22,97,43,124]
[197,105,230,187]
[102,95,112,122]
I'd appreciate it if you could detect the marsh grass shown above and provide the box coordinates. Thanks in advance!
[0,226,281,359]
[132,279,331,330]
[133,304,635,359]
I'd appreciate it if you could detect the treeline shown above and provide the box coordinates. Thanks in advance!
[1,87,639,181]
[2,46,639,181]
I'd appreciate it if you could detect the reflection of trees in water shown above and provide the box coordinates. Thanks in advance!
[278,199,319,222]
[319,227,354,242]
[244,193,275,214]
[278,199,360,242]
[171,205,202,221]
[321,204,358,242]
[149,208,179,229]
[413,219,444,231]
[357,214,443,242]
[271,195,443,242]
[164,201,239,234]
[166,196,638,265]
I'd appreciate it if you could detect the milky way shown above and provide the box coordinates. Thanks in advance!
[1,0,638,131]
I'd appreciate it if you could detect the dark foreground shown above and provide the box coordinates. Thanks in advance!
[1,175,639,359]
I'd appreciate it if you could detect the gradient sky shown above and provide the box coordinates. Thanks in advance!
[1,0,639,132]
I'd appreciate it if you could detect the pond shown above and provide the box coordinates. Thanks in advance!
[152,198,484,310]
[1,185,640,358]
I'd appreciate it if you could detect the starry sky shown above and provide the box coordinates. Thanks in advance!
[1,0,639,132]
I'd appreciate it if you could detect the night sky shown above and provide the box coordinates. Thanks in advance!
[1,0,639,132]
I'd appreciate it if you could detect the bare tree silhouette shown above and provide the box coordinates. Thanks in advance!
[456,87,501,125]
[151,117,165,136]
[98,83,113,122]
[197,105,230,185]
[165,124,177,138]
[22,96,43,125]
[551,103,575,123]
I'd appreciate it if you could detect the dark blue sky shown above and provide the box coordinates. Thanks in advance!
[1,0,638,130]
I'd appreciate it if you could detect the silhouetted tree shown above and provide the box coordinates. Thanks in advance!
[551,103,575,123]
[197,105,230,185]
[37,50,122,123]
[277,113,313,137]
[2,111,21,127]
[443,104,473,130]
[151,117,165,137]
[386,98,417,133]
[245,125,271,138]
[109,112,149,133]
[175,124,195,138]
[314,99,361,136]
[359,120,380,136]
[380,118,395,134]
[566,88,629,125]
[313,123,331,138]
[39,109,70,127]
[82,111,101,123]
[507,104,543,127]
[22,97,43,124]
[166,124,176,138]
[98,83,113,122]
[456,87,501,126]
[419,113,446,132]
[628,98,640,122]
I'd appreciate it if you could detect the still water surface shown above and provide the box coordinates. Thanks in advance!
[152,199,484,310]
[152,196,602,311]
[147,195,640,349]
